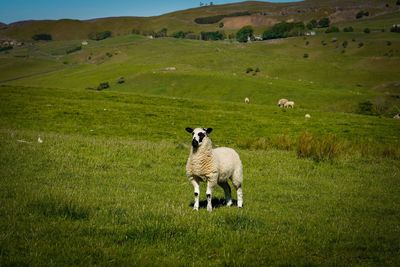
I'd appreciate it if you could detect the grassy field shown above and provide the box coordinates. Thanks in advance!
[1,13,400,266]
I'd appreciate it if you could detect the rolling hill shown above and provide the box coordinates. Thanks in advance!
[1,0,399,40]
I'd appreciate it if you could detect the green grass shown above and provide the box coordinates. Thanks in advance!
[1,18,400,265]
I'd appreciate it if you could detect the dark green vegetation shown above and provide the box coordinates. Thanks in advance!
[1,1,400,266]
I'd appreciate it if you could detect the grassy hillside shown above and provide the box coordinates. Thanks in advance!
[2,27,400,114]
[1,0,399,40]
[0,2,400,266]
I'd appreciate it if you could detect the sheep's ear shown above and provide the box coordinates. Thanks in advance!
[185,127,193,133]
[205,128,213,135]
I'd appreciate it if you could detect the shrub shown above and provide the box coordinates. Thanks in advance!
[246,67,253,73]
[88,31,111,41]
[236,26,254,42]
[343,26,354,32]
[356,11,369,19]
[172,31,187,38]
[318,17,330,28]
[357,100,374,115]
[387,41,392,46]
[306,19,318,30]
[303,53,309,58]
[342,41,348,48]
[358,42,364,48]
[262,22,305,40]
[66,45,82,54]
[364,28,371,34]
[201,31,224,41]
[0,46,13,52]
[325,26,340,33]
[155,28,168,38]
[97,82,110,91]
[32,33,52,41]
[219,22,224,28]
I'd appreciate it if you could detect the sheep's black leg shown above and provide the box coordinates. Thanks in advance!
[219,182,232,206]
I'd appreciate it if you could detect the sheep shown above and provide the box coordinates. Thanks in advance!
[277,98,288,107]
[284,101,295,108]
[245,97,250,104]
[305,114,311,119]
[394,114,400,119]
[185,127,243,212]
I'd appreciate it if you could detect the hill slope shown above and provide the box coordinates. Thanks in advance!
[1,0,399,40]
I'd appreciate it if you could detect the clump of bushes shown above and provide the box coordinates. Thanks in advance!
[303,53,309,58]
[262,22,305,40]
[32,33,52,41]
[306,19,318,30]
[318,17,330,28]
[0,46,13,52]
[297,132,342,162]
[236,26,254,42]
[364,28,371,34]
[66,45,82,54]
[356,10,369,19]
[97,82,110,91]
[343,26,354,32]
[88,31,112,41]
[154,28,168,38]
[325,26,340,33]
[201,31,224,41]
[358,42,364,48]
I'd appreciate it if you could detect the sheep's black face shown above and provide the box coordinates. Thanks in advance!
[185,127,213,148]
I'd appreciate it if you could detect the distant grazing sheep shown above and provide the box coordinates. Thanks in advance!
[284,101,295,108]
[277,98,288,107]
[185,127,243,212]
[245,97,250,104]
[305,114,311,118]
[394,114,400,119]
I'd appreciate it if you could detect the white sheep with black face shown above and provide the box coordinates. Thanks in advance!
[185,127,243,212]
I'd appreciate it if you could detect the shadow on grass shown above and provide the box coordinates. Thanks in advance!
[189,197,238,209]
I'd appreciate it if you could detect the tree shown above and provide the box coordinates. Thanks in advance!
[88,31,111,41]
[318,17,330,28]
[262,22,305,40]
[306,19,318,30]
[32,33,52,41]
[236,26,254,42]
[155,28,168,38]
